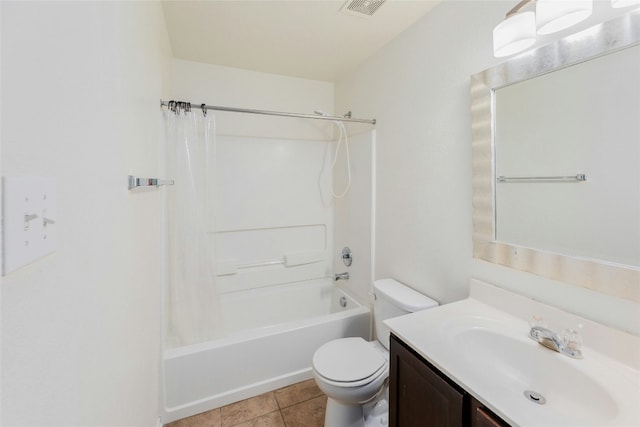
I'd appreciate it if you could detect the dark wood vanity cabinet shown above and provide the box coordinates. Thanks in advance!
[389,334,510,427]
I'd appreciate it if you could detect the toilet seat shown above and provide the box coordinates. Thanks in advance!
[313,337,387,388]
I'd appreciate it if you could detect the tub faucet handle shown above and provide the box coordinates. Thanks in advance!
[341,247,353,267]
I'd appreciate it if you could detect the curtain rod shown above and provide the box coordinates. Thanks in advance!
[160,100,376,125]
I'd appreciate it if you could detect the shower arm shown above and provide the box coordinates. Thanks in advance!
[160,100,376,125]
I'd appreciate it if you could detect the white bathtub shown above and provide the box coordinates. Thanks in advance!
[162,279,370,423]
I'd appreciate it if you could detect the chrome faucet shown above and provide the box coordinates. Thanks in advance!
[334,272,350,281]
[529,325,583,359]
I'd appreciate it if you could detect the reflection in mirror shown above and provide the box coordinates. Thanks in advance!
[471,12,640,302]
[495,44,640,267]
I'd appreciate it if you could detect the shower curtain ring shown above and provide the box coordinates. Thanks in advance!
[201,104,207,117]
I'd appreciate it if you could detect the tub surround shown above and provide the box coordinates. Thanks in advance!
[385,279,640,426]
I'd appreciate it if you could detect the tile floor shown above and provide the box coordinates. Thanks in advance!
[165,379,327,427]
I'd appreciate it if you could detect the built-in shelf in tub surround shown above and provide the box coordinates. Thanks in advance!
[385,279,640,427]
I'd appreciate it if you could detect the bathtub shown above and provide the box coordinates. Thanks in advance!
[162,279,370,423]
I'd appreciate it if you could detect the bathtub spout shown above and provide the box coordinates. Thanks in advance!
[334,272,350,281]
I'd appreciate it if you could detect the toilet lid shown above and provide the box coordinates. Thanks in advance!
[313,337,386,383]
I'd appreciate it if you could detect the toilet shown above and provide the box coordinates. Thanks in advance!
[312,278,439,427]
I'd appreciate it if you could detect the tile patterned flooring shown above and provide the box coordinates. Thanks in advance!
[165,379,327,427]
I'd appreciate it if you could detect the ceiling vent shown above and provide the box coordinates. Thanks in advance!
[340,0,387,18]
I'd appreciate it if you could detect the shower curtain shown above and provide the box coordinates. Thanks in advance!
[164,107,219,347]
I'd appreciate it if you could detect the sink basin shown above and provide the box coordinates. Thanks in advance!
[385,292,640,427]
[450,325,618,425]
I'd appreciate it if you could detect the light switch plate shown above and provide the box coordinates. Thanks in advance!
[2,176,57,275]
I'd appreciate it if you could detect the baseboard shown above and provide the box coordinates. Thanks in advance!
[161,369,313,424]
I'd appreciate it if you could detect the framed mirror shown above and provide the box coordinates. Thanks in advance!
[471,11,640,302]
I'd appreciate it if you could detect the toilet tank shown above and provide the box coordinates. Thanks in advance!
[373,279,439,350]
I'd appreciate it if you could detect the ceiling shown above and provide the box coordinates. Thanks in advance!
[161,0,441,82]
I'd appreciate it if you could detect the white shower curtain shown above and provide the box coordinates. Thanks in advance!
[164,108,219,347]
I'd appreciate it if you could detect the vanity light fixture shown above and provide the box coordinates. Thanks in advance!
[536,0,592,34]
[493,0,594,57]
[493,10,537,57]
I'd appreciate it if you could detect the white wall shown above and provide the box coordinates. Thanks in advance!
[1,1,172,425]
[172,59,334,140]
[335,1,640,335]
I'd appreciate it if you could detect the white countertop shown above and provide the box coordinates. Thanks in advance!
[384,279,640,427]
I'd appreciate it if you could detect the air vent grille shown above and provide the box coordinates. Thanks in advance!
[341,0,387,17]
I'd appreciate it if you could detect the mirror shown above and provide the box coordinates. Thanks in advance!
[471,12,640,302]
[495,44,639,267]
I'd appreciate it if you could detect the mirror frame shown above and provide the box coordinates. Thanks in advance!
[471,12,640,303]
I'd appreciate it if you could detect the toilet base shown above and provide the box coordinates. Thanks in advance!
[325,398,364,427]
[364,398,389,427]
[324,397,389,427]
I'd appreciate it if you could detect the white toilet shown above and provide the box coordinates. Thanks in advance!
[312,278,439,427]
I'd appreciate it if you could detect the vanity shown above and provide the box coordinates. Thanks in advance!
[385,279,640,427]
[389,334,507,427]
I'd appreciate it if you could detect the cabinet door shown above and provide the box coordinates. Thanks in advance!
[390,335,464,427]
